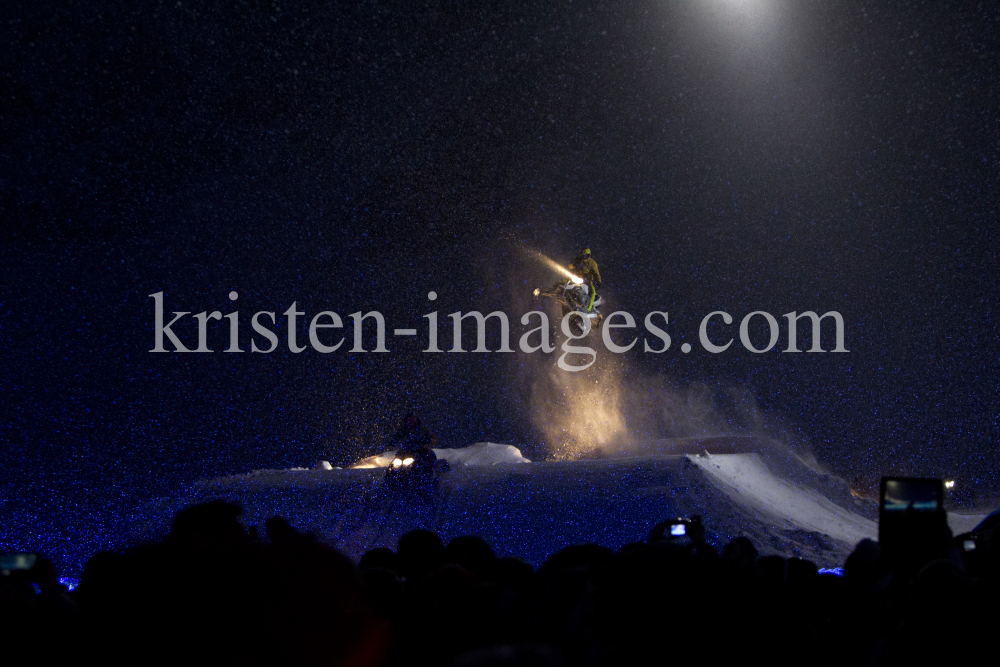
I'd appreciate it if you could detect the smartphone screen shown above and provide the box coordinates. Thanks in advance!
[879,477,944,550]
[881,478,941,512]
[0,553,37,571]
[670,523,687,536]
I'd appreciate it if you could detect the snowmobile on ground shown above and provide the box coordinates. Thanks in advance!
[534,279,603,337]
[383,444,449,495]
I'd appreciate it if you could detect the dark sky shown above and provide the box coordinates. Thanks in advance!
[2,1,999,559]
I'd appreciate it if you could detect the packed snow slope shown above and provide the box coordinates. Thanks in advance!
[131,441,884,569]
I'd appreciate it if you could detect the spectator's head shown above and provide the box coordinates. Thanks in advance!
[496,557,534,585]
[411,563,482,610]
[786,557,819,591]
[27,555,64,595]
[397,529,446,583]
[359,566,403,619]
[722,536,759,577]
[264,536,385,666]
[908,558,970,609]
[845,538,892,592]
[169,500,247,549]
[616,542,647,558]
[975,524,1000,580]
[541,544,613,574]
[754,555,787,587]
[264,515,304,544]
[447,536,498,581]
[75,551,129,611]
[359,547,399,573]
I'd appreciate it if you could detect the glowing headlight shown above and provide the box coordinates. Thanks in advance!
[533,288,540,297]
[392,458,403,467]
[945,480,955,489]
[570,275,583,285]
[402,457,414,466]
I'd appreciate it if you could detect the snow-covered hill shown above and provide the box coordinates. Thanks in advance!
[131,441,887,569]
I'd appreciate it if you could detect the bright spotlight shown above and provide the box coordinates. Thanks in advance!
[944,480,955,489]
[524,248,585,283]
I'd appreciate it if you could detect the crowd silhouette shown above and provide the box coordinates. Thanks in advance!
[2,500,997,666]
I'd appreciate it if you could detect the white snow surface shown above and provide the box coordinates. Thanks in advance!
[135,442,991,569]
[147,442,891,568]
[349,442,530,469]
[689,453,876,546]
[946,512,989,535]
[436,442,531,466]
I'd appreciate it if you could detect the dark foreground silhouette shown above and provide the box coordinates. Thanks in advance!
[3,501,998,666]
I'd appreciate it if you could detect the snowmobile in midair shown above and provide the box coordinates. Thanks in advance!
[534,278,603,337]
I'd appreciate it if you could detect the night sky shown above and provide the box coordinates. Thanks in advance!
[2,1,998,561]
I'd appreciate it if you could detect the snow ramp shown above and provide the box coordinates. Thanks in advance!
[132,448,877,569]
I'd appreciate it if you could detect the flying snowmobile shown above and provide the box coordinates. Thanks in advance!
[534,277,603,337]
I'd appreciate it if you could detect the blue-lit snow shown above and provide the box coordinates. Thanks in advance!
[129,441,889,569]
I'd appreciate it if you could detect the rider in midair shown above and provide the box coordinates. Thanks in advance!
[569,247,601,311]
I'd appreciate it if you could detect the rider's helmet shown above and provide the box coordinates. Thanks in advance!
[580,247,591,256]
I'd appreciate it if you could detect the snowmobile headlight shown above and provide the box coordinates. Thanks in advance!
[392,458,403,467]
[402,457,414,466]
[570,275,583,285]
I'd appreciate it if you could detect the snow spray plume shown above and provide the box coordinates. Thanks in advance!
[502,241,772,459]
[500,239,836,482]
[526,354,781,460]
[529,357,629,458]
[525,359,869,520]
